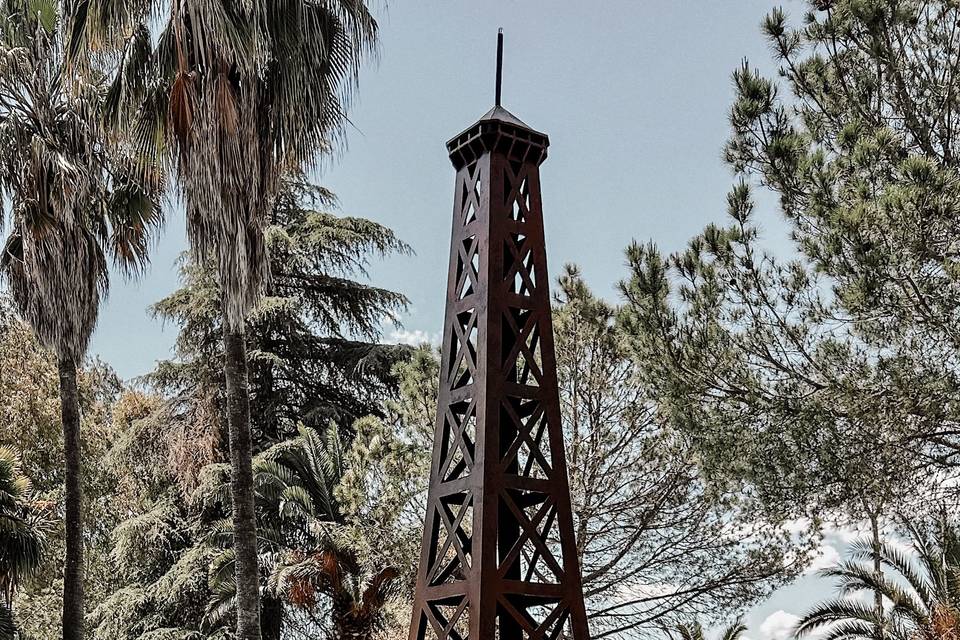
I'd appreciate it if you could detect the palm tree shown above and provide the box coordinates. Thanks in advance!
[0,2,163,637]
[796,514,960,640]
[272,546,398,640]
[670,620,747,640]
[261,424,399,640]
[201,423,398,640]
[202,422,346,639]
[0,447,48,640]
[72,5,378,637]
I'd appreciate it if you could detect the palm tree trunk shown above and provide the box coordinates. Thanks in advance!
[862,496,884,640]
[57,357,84,640]
[223,322,262,640]
[260,595,282,640]
[869,510,884,640]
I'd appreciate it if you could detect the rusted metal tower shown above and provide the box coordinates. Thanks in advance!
[409,31,591,640]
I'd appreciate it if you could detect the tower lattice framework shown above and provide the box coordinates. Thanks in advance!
[408,100,591,640]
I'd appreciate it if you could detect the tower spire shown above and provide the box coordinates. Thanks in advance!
[408,41,591,640]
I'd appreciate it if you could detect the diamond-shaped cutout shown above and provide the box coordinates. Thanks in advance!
[461,163,481,212]
[439,400,476,482]
[502,163,529,221]
[464,200,477,224]
[501,308,543,387]
[519,500,562,583]
[515,335,542,387]
[516,411,551,479]
[510,176,531,222]
[456,235,479,302]
[500,398,552,479]
[502,233,536,296]
[497,490,564,584]
[428,494,473,586]
[501,159,533,220]
[501,307,532,364]
[449,309,478,389]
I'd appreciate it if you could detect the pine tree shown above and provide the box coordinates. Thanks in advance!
[151,176,409,447]
[620,0,960,567]
[556,265,792,633]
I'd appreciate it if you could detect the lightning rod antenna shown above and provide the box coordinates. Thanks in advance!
[495,28,504,107]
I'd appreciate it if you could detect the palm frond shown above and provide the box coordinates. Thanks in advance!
[718,620,747,640]
[0,0,165,360]
[797,598,884,636]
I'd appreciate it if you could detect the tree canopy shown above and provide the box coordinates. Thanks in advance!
[620,0,960,537]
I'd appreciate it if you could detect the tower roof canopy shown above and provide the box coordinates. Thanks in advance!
[446,105,549,170]
[449,105,546,141]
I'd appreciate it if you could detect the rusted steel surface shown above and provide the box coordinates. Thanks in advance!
[408,102,591,640]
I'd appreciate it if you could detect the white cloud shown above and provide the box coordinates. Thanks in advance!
[820,523,915,561]
[759,610,800,640]
[783,517,814,537]
[804,544,841,575]
[883,533,917,560]
[388,328,439,346]
[827,523,867,545]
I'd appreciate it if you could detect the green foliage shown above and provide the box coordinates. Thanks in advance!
[619,0,960,540]
[150,174,410,448]
[0,446,45,589]
[183,344,433,639]
[0,299,129,638]
[0,444,47,638]
[556,265,796,633]
[336,346,436,594]
[0,303,61,491]
[197,420,402,640]
[93,179,410,639]
[79,381,227,640]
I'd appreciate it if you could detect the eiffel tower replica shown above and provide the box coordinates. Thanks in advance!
[409,31,591,640]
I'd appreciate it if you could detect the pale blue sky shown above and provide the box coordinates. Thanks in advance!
[88,1,837,633]
[92,0,798,377]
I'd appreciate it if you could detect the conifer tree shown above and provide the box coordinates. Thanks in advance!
[555,265,794,634]
[620,0,960,573]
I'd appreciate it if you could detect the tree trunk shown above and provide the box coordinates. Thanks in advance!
[865,502,884,640]
[58,357,84,640]
[223,324,262,640]
[260,595,282,640]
